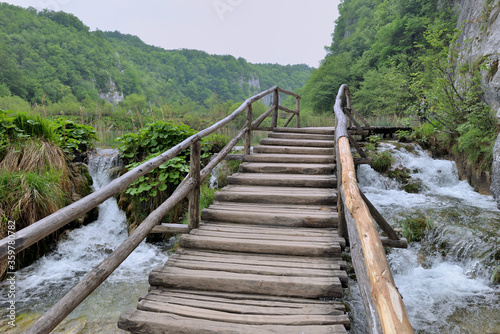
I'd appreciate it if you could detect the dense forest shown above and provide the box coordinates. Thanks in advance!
[302,0,497,170]
[0,3,312,124]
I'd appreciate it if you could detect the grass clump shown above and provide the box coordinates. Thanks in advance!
[399,216,435,242]
[371,151,393,173]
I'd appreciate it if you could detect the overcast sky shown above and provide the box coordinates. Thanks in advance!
[3,0,340,67]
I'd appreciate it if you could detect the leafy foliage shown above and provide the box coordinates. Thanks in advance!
[116,121,225,203]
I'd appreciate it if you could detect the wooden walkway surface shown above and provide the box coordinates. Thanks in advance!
[118,127,350,333]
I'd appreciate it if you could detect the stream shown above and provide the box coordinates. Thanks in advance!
[0,148,169,333]
[347,142,500,334]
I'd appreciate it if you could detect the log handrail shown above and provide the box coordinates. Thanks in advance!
[6,86,301,334]
[334,84,414,334]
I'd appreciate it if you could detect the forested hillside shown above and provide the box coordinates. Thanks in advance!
[0,3,312,107]
[303,0,497,171]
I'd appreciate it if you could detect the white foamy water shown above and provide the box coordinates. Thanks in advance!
[350,142,500,334]
[1,148,169,333]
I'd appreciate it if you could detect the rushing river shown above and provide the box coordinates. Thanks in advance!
[348,142,500,334]
[0,149,169,333]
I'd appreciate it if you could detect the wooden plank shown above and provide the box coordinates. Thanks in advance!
[273,127,335,135]
[178,234,342,256]
[239,162,336,175]
[163,258,348,285]
[244,104,252,155]
[150,224,188,234]
[149,288,346,307]
[260,138,335,148]
[200,208,338,228]
[174,249,348,269]
[227,172,337,187]
[141,293,344,315]
[244,153,334,164]
[149,267,343,298]
[208,201,337,212]
[118,309,348,334]
[136,301,350,326]
[214,186,336,205]
[198,221,339,235]
[167,254,342,271]
[253,144,334,155]
[189,229,343,244]
[268,132,336,141]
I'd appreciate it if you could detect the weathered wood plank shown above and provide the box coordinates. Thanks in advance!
[268,132,336,141]
[239,162,336,175]
[141,293,344,315]
[227,172,337,188]
[200,208,338,228]
[253,144,334,155]
[260,138,335,148]
[178,234,342,256]
[149,288,346,307]
[136,301,350,326]
[149,267,343,298]
[273,127,335,135]
[150,224,189,234]
[174,249,348,269]
[244,153,335,164]
[118,309,348,334]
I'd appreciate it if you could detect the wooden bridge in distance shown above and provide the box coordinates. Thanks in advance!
[3,85,414,334]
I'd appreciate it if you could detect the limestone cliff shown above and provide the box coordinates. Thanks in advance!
[454,0,500,207]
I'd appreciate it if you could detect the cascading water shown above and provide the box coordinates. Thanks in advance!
[348,142,500,333]
[0,148,169,333]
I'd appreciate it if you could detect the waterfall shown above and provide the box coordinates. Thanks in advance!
[349,142,500,334]
[0,148,168,333]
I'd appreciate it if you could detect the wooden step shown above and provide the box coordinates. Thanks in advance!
[268,132,336,141]
[273,127,335,135]
[201,205,338,228]
[214,185,336,205]
[253,145,334,155]
[178,232,341,256]
[119,309,348,334]
[227,173,337,188]
[119,288,349,334]
[244,153,334,164]
[192,223,345,249]
[239,162,335,175]
[260,138,335,148]
[150,251,343,297]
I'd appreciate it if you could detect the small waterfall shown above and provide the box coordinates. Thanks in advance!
[349,142,500,334]
[0,148,168,333]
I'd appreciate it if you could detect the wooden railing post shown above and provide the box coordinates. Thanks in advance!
[244,104,252,155]
[296,97,301,128]
[188,140,201,230]
[272,89,279,128]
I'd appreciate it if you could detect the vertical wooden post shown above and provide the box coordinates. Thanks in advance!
[336,118,347,240]
[272,89,279,128]
[296,97,301,128]
[188,140,201,230]
[244,104,252,155]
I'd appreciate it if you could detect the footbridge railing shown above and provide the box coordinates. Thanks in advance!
[335,84,414,333]
[0,86,300,334]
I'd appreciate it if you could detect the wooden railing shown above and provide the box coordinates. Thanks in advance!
[0,86,300,334]
[335,84,414,334]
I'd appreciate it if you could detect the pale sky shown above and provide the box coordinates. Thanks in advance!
[2,0,340,68]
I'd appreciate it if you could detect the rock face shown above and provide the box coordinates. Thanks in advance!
[455,0,500,208]
[456,0,500,109]
[492,110,500,208]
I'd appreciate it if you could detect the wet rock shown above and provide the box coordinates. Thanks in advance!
[492,132,500,209]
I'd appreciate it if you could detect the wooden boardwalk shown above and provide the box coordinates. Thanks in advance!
[119,127,350,333]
